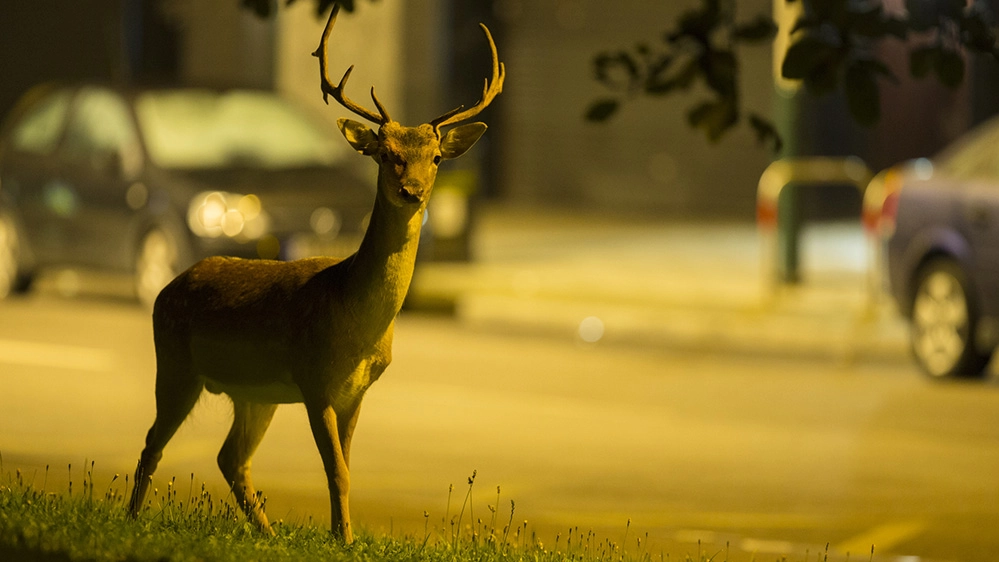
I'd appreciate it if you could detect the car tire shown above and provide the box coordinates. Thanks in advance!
[0,214,33,298]
[135,227,179,309]
[910,258,993,378]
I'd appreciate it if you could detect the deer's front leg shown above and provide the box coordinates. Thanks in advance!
[338,399,363,469]
[304,398,353,543]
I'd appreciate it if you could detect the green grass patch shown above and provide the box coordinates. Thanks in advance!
[0,461,858,562]
[0,463,648,562]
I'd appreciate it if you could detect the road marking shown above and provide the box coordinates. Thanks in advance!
[836,520,927,556]
[0,338,117,372]
[739,538,796,555]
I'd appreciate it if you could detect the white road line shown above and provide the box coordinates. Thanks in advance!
[0,338,117,372]
[739,537,796,555]
[836,520,927,556]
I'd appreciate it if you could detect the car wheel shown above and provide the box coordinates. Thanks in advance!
[910,259,992,378]
[0,214,33,298]
[135,228,179,309]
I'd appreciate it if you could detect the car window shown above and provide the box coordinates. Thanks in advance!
[937,117,999,181]
[62,88,142,175]
[9,89,72,155]
[136,90,342,170]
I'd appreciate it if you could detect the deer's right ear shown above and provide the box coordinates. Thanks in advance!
[440,122,488,160]
[337,118,380,155]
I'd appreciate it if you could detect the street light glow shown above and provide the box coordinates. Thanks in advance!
[578,316,605,343]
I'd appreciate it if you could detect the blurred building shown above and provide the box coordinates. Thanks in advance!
[0,0,774,221]
[3,0,998,221]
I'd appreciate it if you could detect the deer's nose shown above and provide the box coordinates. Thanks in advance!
[399,184,423,204]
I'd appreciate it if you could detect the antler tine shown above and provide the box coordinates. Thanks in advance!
[312,5,390,125]
[431,23,505,131]
[369,87,392,123]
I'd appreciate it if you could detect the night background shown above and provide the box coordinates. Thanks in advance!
[1,1,999,561]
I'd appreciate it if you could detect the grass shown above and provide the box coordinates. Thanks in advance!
[0,459,864,562]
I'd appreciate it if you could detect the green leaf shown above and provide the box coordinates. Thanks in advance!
[844,61,881,126]
[278,0,357,17]
[848,2,887,38]
[962,10,998,53]
[853,57,897,84]
[791,15,818,34]
[585,99,621,122]
[644,55,677,95]
[781,35,839,80]
[782,35,844,95]
[749,113,783,154]
[687,100,738,142]
[936,48,965,88]
[687,101,716,128]
[733,15,778,42]
[810,0,849,25]
[315,0,356,17]
[593,51,641,92]
[677,1,721,42]
[664,58,700,92]
[881,17,909,40]
[905,0,937,31]
[807,61,843,94]
[941,0,966,20]
[242,0,276,18]
[701,50,737,96]
[910,45,937,78]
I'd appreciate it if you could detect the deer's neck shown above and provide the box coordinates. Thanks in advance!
[339,185,424,332]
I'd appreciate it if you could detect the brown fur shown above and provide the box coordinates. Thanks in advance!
[126,119,487,542]
[127,7,500,541]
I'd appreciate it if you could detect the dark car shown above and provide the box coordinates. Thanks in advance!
[886,117,999,378]
[0,84,380,306]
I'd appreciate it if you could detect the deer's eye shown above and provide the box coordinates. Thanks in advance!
[433,155,442,165]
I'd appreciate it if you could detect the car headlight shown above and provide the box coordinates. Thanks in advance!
[188,191,269,241]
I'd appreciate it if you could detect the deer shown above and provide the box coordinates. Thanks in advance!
[126,5,503,543]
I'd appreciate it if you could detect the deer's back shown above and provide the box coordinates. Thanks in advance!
[154,255,344,328]
[151,255,358,402]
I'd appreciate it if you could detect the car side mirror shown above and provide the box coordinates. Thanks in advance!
[96,147,141,180]
[98,150,124,177]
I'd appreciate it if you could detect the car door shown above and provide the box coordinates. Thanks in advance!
[58,87,144,271]
[1,88,74,264]
[951,140,999,317]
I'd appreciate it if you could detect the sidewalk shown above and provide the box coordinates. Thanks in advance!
[409,205,911,363]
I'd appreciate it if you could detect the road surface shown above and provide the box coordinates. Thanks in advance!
[1,294,997,561]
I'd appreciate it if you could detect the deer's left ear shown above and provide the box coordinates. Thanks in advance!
[440,123,487,159]
[338,118,380,155]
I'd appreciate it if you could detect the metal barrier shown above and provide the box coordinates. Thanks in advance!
[757,156,896,310]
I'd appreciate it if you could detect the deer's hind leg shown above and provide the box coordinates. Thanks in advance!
[129,356,204,517]
[218,399,278,535]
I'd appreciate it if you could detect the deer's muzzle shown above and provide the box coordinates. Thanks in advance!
[398,184,424,205]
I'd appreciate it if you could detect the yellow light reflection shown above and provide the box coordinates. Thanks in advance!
[578,316,605,343]
[238,194,262,220]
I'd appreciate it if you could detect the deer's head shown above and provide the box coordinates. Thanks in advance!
[314,6,504,209]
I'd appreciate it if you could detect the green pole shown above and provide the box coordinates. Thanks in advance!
[773,0,802,284]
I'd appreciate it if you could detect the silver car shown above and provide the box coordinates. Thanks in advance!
[0,84,377,306]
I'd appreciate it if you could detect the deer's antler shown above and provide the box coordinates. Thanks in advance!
[312,4,391,125]
[430,23,505,132]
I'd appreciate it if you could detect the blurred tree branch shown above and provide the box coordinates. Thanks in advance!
[586,0,999,154]
[240,0,367,19]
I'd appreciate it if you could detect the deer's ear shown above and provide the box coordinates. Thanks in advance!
[440,123,487,159]
[337,118,380,155]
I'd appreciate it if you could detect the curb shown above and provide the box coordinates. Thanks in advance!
[408,273,912,364]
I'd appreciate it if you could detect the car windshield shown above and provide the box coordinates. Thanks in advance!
[136,90,341,170]
[935,116,999,180]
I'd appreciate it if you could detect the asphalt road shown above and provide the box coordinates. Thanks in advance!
[1,294,998,562]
